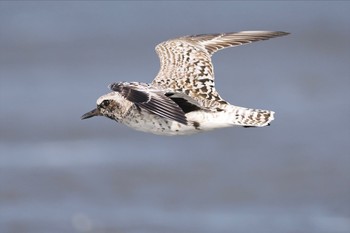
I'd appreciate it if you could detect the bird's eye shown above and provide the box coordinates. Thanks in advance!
[102,100,110,107]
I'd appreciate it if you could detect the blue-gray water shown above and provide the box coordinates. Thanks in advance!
[1,2,349,233]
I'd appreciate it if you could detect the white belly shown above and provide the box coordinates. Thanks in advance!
[121,110,233,136]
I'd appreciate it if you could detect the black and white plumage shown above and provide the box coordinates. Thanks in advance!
[81,31,289,135]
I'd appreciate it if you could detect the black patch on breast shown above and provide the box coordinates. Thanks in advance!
[193,121,200,129]
[166,93,202,113]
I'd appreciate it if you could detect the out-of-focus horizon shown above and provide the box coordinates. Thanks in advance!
[1,2,349,233]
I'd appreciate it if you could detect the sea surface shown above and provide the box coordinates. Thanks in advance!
[1,2,350,233]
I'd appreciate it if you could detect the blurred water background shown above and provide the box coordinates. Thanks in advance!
[1,2,350,233]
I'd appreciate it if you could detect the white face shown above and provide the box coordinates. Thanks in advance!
[82,91,130,121]
[96,92,119,105]
[96,92,126,121]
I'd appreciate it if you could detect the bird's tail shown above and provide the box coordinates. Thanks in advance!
[226,105,275,127]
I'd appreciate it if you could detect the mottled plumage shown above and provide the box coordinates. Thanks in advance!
[81,31,289,135]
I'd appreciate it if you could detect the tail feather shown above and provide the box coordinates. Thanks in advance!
[228,106,275,127]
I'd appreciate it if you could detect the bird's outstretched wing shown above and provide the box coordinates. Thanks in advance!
[109,82,189,125]
[152,31,289,108]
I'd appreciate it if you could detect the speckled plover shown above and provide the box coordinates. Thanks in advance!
[81,31,289,135]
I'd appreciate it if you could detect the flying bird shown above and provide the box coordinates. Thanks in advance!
[81,31,289,135]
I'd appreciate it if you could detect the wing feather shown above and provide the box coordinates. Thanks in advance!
[110,83,188,125]
[183,31,289,55]
[152,31,289,108]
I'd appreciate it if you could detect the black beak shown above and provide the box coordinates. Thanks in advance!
[81,108,100,120]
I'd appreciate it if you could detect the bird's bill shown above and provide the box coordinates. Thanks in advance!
[81,108,100,120]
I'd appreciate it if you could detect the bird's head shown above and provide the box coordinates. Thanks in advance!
[81,92,129,121]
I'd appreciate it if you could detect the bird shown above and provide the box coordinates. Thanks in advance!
[81,31,289,135]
